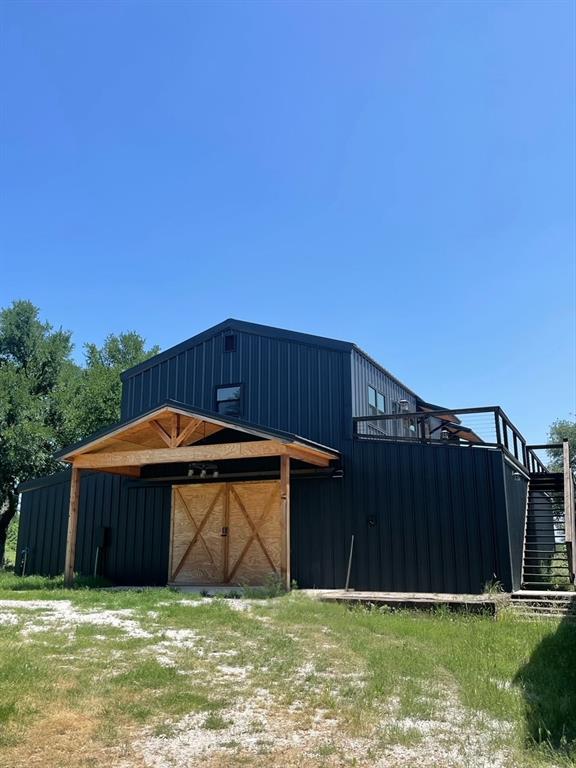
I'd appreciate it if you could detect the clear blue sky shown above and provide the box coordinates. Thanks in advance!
[1,0,574,443]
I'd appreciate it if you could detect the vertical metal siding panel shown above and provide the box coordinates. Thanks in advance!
[412,446,430,591]
[60,482,71,574]
[28,492,37,573]
[379,446,394,589]
[120,329,351,449]
[37,486,50,574]
[466,452,483,592]
[447,450,466,592]
[113,476,123,580]
[54,480,70,575]
[44,485,56,573]
[116,479,130,583]
[134,489,146,581]
[76,475,89,575]
[425,449,444,591]
[143,489,154,578]
[490,455,514,592]
[502,461,528,591]
[176,352,185,402]
[345,442,512,594]
[351,349,416,421]
[168,357,177,400]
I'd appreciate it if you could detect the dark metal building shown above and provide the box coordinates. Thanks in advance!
[18,318,555,594]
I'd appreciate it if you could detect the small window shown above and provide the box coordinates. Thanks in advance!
[224,334,236,352]
[368,386,377,414]
[216,385,241,416]
[368,385,385,416]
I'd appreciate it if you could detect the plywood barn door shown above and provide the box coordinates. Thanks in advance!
[226,482,282,585]
[170,484,226,584]
[170,481,282,585]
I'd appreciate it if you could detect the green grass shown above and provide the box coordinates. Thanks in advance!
[0,570,116,592]
[0,585,573,767]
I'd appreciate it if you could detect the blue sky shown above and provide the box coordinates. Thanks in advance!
[1,0,574,443]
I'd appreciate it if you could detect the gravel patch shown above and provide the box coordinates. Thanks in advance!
[0,600,154,639]
[134,684,519,768]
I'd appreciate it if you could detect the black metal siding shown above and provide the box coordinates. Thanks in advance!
[121,329,352,450]
[20,445,519,594]
[351,349,417,420]
[17,473,171,585]
[292,441,514,593]
[502,461,529,592]
[17,474,70,576]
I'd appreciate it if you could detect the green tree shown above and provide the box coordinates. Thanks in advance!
[0,301,74,564]
[0,301,159,566]
[68,333,159,436]
[547,417,576,472]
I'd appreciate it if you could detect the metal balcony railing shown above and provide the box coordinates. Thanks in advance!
[353,406,547,474]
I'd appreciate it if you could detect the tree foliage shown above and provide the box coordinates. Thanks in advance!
[67,333,159,437]
[0,301,73,563]
[547,418,576,472]
[0,301,158,565]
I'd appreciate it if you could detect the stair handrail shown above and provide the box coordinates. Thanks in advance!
[563,439,576,581]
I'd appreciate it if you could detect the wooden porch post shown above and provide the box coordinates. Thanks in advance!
[280,455,291,591]
[64,466,81,587]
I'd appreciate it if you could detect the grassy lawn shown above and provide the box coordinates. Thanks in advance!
[0,575,574,768]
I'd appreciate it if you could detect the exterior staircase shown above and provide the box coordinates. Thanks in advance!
[521,472,573,590]
[511,590,576,620]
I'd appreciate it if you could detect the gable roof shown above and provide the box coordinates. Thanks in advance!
[56,399,339,463]
[119,317,420,400]
[120,319,355,381]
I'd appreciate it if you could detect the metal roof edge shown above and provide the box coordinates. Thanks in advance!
[120,319,354,381]
[18,470,71,494]
[351,345,420,400]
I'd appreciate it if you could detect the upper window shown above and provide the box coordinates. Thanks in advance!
[216,385,242,416]
[368,385,386,416]
[224,334,236,352]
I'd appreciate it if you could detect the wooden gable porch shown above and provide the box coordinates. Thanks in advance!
[58,404,339,588]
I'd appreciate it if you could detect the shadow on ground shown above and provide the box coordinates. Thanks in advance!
[514,597,576,758]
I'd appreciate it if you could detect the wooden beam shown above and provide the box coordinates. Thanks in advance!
[280,455,291,591]
[73,440,291,468]
[64,467,81,587]
[174,417,203,447]
[149,420,172,447]
[286,446,333,467]
[87,466,141,478]
[170,413,180,447]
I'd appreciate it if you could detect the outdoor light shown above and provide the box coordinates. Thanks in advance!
[512,471,522,481]
[399,399,410,412]
[188,462,218,479]
[440,428,450,441]
[332,469,344,479]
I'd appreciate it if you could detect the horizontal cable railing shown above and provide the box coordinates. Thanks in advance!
[353,406,548,474]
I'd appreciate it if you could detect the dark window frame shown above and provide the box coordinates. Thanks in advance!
[215,383,243,417]
[367,385,386,417]
[224,334,236,353]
